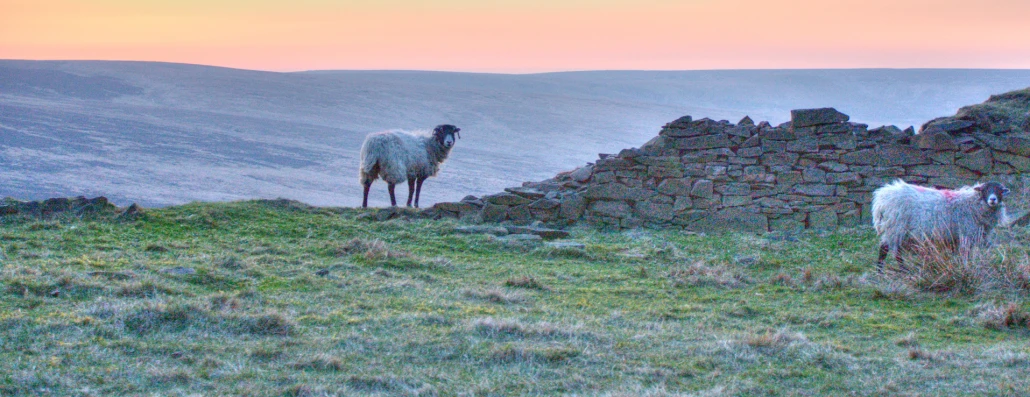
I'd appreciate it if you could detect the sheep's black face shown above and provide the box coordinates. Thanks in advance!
[976,181,1010,208]
[434,124,460,149]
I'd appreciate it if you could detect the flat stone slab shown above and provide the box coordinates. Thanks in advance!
[493,234,543,245]
[482,192,531,206]
[454,225,509,236]
[506,226,570,240]
[545,241,585,250]
[504,187,546,199]
[791,108,849,128]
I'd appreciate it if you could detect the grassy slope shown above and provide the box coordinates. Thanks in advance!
[1,200,1029,396]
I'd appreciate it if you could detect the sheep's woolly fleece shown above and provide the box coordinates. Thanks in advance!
[872,180,1007,257]
[359,128,454,186]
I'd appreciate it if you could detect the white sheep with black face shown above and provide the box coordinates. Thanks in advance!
[871,179,1010,272]
[359,124,461,208]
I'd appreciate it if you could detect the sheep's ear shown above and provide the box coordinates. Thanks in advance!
[974,185,986,192]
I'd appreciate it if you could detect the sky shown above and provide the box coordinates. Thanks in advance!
[2,0,1030,73]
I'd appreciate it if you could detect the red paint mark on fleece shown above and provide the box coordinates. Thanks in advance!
[914,185,959,202]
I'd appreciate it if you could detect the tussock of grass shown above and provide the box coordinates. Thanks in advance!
[117,280,182,298]
[335,238,411,261]
[345,375,408,393]
[249,346,285,362]
[744,329,808,349]
[236,311,296,336]
[895,333,919,348]
[813,274,861,291]
[667,261,750,288]
[209,293,242,311]
[472,317,579,339]
[973,302,1030,330]
[770,272,794,286]
[121,303,295,336]
[888,240,1030,295]
[907,347,953,362]
[291,354,343,372]
[535,245,591,259]
[143,243,169,253]
[147,368,192,385]
[123,303,203,335]
[216,255,246,270]
[463,288,525,304]
[871,279,917,301]
[503,275,551,291]
[489,343,581,364]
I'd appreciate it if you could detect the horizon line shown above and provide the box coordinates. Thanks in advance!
[5,58,1030,76]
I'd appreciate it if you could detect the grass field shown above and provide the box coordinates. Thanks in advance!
[2,200,1029,396]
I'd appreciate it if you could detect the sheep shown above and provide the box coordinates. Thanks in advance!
[871,179,1009,273]
[359,124,461,208]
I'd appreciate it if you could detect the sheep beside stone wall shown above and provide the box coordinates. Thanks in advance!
[359,124,461,208]
[871,179,1009,272]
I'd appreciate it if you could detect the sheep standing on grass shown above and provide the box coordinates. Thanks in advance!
[871,179,1009,273]
[359,124,461,208]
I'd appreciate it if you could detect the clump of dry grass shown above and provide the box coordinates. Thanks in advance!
[472,317,578,339]
[209,293,242,311]
[147,368,192,386]
[895,333,919,348]
[463,288,526,304]
[801,267,813,284]
[216,255,246,270]
[345,375,402,393]
[813,274,860,291]
[907,347,953,362]
[248,346,284,362]
[237,311,296,336]
[886,238,1030,295]
[489,343,581,364]
[871,279,917,301]
[972,302,1030,330]
[143,243,169,253]
[123,303,205,335]
[667,261,750,289]
[291,354,343,372]
[503,275,550,291]
[770,273,795,287]
[744,329,808,349]
[117,280,179,298]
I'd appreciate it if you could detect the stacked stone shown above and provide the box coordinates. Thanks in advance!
[1,196,114,217]
[430,107,1030,232]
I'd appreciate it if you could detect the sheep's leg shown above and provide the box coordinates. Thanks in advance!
[414,177,426,208]
[362,180,373,208]
[388,183,397,206]
[896,251,908,273]
[876,244,889,274]
[895,240,911,273]
[406,179,415,207]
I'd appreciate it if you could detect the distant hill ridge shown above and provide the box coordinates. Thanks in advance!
[3,60,1030,207]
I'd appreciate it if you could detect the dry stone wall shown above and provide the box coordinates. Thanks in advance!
[430,108,1030,232]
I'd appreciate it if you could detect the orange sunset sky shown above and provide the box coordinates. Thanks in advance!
[2,0,1030,73]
